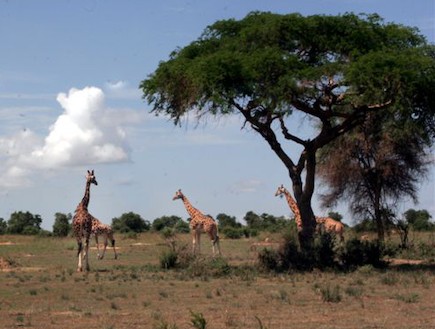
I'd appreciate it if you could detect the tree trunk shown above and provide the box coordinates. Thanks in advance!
[373,187,385,243]
[290,148,317,252]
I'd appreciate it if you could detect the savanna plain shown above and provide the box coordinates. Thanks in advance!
[0,232,434,329]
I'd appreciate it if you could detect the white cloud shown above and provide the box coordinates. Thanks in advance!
[0,86,142,188]
[27,86,131,167]
[104,80,141,100]
[229,179,264,194]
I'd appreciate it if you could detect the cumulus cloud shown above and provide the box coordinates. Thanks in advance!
[28,86,130,166]
[0,86,141,187]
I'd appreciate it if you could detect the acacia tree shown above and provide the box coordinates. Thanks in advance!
[140,12,435,251]
[318,112,432,242]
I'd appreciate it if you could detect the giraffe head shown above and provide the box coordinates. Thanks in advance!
[86,169,98,186]
[274,184,286,197]
[172,189,184,201]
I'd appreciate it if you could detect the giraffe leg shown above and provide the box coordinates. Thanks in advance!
[110,233,118,259]
[100,234,108,260]
[213,235,221,256]
[84,237,90,271]
[95,235,101,259]
[77,240,83,272]
[191,230,197,254]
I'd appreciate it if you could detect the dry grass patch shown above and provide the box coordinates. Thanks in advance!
[0,233,434,328]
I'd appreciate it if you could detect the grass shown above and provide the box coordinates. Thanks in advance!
[0,232,434,328]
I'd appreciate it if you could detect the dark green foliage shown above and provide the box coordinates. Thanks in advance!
[221,227,244,239]
[404,209,434,231]
[112,212,150,233]
[258,232,387,272]
[353,219,378,232]
[152,215,181,231]
[340,238,385,270]
[244,211,291,233]
[216,213,241,229]
[0,218,7,234]
[52,212,72,237]
[7,211,42,235]
[315,233,336,269]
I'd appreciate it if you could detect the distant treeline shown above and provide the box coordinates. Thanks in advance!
[0,209,433,237]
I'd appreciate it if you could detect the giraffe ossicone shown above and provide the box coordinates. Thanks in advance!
[173,189,221,256]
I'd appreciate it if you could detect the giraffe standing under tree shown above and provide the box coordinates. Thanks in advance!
[91,217,118,260]
[72,170,98,272]
[172,189,221,256]
[275,184,344,242]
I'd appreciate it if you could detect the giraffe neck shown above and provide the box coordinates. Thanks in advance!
[284,190,302,227]
[81,180,91,209]
[181,196,203,220]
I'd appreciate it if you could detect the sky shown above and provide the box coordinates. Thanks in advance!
[0,0,434,230]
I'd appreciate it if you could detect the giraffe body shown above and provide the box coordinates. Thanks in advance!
[173,189,221,256]
[91,217,118,260]
[72,170,98,272]
[275,184,345,241]
[315,216,345,242]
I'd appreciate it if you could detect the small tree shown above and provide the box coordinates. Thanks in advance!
[7,211,42,235]
[112,212,150,233]
[404,209,434,231]
[152,215,183,231]
[318,112,432,242]
[216,213,241,228]
[52,212,72,237]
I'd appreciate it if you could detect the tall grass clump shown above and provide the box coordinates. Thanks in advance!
[190,310,207,329]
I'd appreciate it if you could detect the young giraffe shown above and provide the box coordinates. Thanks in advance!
[172,189,221,256]
[72,170,98,272]
[275,184,345,242]
[91,217,118,260]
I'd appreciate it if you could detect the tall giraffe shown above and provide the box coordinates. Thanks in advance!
[172,189,221,256]
[72,170,98,272]
[91,217,118,260]
[274,184,302,232]
[274,184,345,241]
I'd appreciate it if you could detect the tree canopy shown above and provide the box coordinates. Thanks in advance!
[140,12,435,250]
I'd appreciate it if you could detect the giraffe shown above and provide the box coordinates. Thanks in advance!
[274,184,302,232]
[172,189,221,256]
[72,170,98,272]
[314,216,345,242]
[91,217,118,260]
[274,184,345,242]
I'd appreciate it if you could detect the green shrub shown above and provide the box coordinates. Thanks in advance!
[340,238,385,270]
[159,250,178,269]
[222,227,244,239]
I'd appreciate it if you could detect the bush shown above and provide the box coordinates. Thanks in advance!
[340,238,385,270]
[160,250,178,269]
[222,227,244,239]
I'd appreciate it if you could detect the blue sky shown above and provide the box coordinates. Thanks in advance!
[0,0,434,230]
